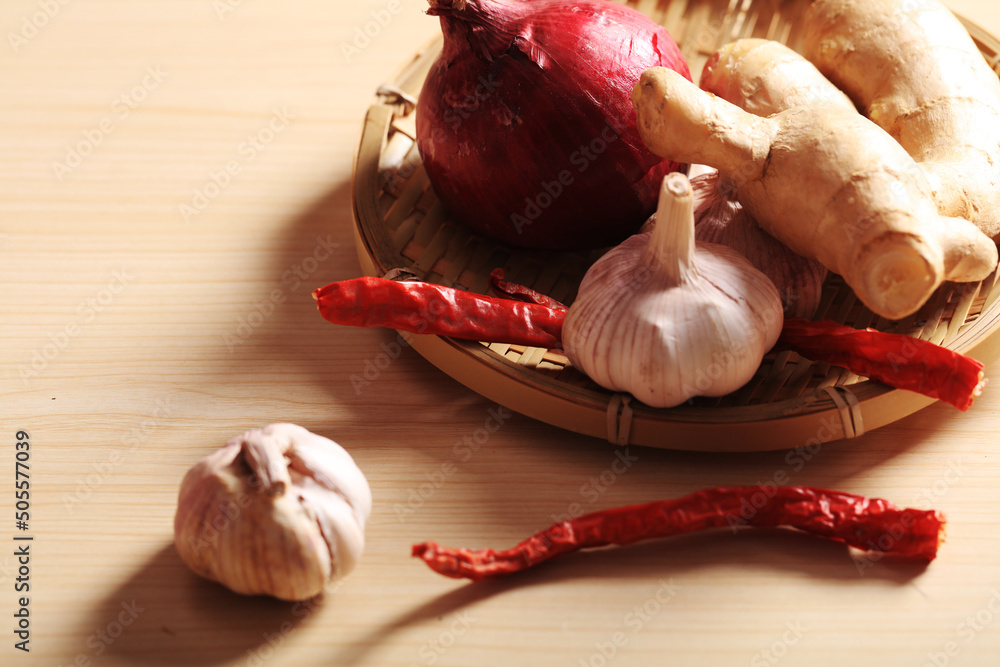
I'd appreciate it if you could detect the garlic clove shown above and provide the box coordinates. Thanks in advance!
[691,170,828,318]
[174,423,371,601]
[287,434,373,526]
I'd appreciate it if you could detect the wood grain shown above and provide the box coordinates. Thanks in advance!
[2,1,999,665]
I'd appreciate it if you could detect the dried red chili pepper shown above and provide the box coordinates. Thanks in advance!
[314,278,985,410]
[412,486,945,581]
[312,277,563,348]
[489,269,568,312]
[776,318,986,411]
[482,276,986,411]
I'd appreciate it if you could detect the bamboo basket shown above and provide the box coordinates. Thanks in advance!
[350,0,1000,451]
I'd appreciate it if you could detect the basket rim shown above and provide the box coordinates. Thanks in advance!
[349,0,1000,451]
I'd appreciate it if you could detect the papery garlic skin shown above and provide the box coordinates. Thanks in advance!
[563,174,784,408]
[691,171,828,319]
[174,423,372,601]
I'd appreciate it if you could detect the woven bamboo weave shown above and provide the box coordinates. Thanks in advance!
[351,0,1000,451]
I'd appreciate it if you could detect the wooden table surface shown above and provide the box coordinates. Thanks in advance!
[3,1,1000,665]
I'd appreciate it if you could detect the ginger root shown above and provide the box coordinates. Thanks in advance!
[700,38,856,117]
[698,37,996,285]
[800,0,1000,239]
[631,66,997,320]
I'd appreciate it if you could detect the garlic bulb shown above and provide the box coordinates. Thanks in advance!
[174,423,372,601]
[691,171,828,318]
[563,173,784,408]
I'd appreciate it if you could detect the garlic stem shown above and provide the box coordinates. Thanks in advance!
[643,172,697,284]
[241,432,291,497]
[562,172,785,408]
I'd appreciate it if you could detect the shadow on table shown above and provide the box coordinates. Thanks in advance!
[223,177,486,432]
[331,527,930,666]
[225,178,359,396]
[222,157,974,495]
[198,149,961,667]
[235,170,977,479]
[78,542,327,667]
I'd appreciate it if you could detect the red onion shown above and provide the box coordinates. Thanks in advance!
[415,0,690,250]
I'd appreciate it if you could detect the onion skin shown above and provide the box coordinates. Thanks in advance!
[416,0,690,250]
